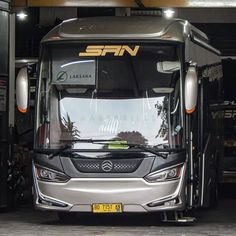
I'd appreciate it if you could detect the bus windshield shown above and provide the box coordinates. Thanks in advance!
[36,43,183,151]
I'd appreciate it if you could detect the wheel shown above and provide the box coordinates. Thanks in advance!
[57,212,77,223]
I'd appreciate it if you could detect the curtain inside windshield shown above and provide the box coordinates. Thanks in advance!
[36,44,182,150]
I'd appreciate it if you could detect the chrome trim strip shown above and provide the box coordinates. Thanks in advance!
[190,26,209,41]
[224,171,236,177]
[170,99,179,115]
[221,56,236,59]
[146,164,186,206]
[201,134,211,206]
[146,163,184,175]
[201,153,205,206]
[224,171,236,175]
[32,163,71,208]
[190,131,193,207]
[191,36,221,55]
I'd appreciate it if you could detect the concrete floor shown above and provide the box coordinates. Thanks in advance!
[0,185,236,236]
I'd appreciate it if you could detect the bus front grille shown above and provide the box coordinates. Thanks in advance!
[72,158,142,173]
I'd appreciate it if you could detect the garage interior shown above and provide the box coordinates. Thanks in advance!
[0,0,236,235]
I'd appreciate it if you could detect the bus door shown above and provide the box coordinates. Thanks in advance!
[186,76,201,209]
[199,77,219,208]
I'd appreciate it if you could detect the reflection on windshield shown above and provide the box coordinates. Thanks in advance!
[58,96,167,149]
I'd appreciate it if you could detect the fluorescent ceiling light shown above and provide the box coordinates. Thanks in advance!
[17,12,28,20]
[163,9,175,18]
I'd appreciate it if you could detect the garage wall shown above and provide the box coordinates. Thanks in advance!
[0,0,9,208]
[178,8,236,23]
[39,7,77,26]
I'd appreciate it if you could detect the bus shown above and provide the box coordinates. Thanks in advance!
[16,16,223,222]
[221,59,236,182]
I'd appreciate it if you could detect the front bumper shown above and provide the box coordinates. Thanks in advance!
[33,165,186,213]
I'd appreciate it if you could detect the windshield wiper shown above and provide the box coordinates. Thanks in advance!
[60,138,122,143]
[48,138,122,159]
[108,143,184,159]
[48,144,72,159]
[82,140,183,159]
[48,138,184,160]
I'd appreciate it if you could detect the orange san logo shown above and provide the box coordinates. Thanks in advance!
[79,45,140,57]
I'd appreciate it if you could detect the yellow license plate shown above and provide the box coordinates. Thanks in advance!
[92,203,122,213]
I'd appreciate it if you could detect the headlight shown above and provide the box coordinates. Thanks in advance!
[144,165,182,183]
[35,165,69,182]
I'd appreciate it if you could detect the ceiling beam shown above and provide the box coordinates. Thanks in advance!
[12,0,27,8]
[12,0,236,8]
[12,0,183,8]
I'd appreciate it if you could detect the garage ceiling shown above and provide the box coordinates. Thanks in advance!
[11,0,236,8]
[13,3,236,57]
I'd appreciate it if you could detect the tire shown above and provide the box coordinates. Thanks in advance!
[57,212,77,223]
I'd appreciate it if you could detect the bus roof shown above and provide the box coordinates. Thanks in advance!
[41,16,208,44]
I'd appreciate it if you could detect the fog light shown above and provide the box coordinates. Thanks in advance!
[164,199,176,206]
[148,198,180,207]
[38,196,68,207]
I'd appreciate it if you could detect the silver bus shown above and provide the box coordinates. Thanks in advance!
[16,16,223,222]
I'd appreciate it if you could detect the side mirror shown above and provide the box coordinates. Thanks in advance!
[16,67,29,113]
[184,65,198,114]
[157,61,180,74]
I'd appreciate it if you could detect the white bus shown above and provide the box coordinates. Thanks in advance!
[16,16,223,222]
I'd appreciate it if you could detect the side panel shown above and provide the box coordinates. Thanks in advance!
[221,60,236,181]
[185,37,223,208]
